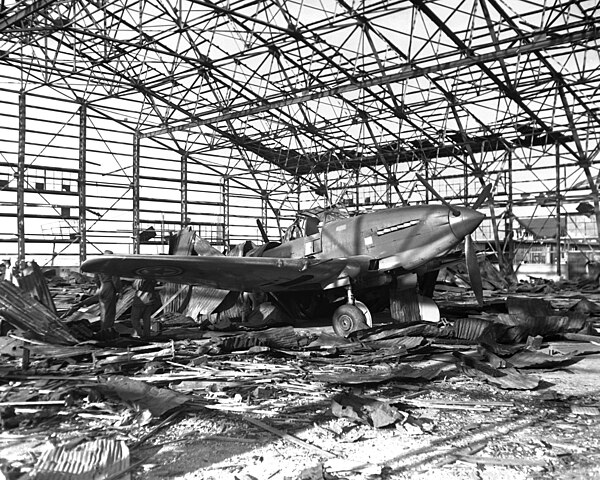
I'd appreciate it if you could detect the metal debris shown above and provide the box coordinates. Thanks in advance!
[29,437,130,480]
[1,272,600,477]
[0,281,78,345]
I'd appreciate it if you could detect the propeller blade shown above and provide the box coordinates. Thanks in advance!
[416,173,460,215]
[256,219,270,243]
[472,183,493,210]
[465,234,484,306]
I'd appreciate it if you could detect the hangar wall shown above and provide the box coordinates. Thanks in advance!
[0,86,305,266]
[2,79,600,273]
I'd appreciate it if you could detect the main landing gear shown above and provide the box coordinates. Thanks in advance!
[332,286,373,337]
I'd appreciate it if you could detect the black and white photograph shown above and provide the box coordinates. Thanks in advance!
[0,1,599,478]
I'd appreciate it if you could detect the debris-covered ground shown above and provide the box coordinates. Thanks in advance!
[1,266,600,479]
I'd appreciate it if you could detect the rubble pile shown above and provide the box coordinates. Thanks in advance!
[1,267,600,479]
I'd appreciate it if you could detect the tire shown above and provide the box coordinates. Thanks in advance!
[332,304,369,337]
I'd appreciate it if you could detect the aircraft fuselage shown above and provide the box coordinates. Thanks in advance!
[264,205,483,287]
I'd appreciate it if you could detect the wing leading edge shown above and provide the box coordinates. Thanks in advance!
[81,255,351,292]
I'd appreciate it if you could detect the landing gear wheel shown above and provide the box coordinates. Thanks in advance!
[332,304,369,337]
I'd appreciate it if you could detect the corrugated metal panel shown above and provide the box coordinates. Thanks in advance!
[170,228,195,255]
[30,438,130,480]
[184,285,230,319]
[159,282,190,314]
[0,280,78,344]
[16,261,57,315]
[217,294,250,321]
[115,286,135,321]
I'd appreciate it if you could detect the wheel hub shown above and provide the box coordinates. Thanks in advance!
[337,314,353,331]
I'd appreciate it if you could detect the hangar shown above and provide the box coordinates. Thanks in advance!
[0,0,598,278]
[1,1,600,479]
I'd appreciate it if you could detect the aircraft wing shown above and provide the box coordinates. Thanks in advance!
[81,254,352,292]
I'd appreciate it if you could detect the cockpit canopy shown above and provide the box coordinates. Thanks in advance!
[283,206,351,242]
[283,214,320,242]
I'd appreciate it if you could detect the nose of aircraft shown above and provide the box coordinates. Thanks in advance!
[449,207,485,240]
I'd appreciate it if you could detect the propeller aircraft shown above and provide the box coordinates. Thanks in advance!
[81,202,485,336]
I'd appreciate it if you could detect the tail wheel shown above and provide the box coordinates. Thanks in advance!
[332,304,369,337]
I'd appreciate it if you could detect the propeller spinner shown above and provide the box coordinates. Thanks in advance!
[416,173,489,306]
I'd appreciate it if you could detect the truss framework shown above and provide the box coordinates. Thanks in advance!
[0,0,599,266]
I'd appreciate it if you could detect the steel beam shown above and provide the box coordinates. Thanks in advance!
[0,0,58,32]
[132,133,140,254]
[557,82,600,245]
[555,143,561,277]
[181,152,188,227]
[411,0,586,166]
[504,150,514,267]
[141,27,599,138]
[78,101,87,263]
[222,176,230,250]
[558,84,587,162]
[17,90,25,264]
[487,0,600,130]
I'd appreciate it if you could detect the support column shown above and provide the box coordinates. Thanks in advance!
[222,176,230,249]
[132,133,140,254]
[355,169,360,213]
[78,101,87,263]
[17,91,26,264]
[297,178,301,213]
[424,161,429,204]
[505,150,514,266]
[488,190,505,272]
[180,152,188,227]
[556,143,562,277]
[463,159,468,205]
